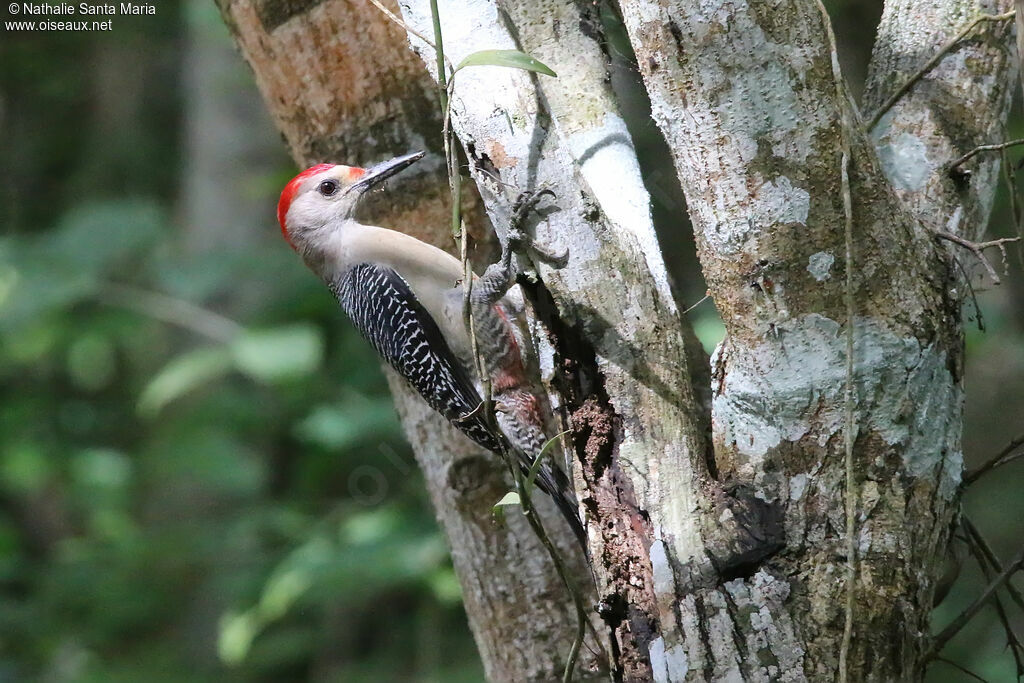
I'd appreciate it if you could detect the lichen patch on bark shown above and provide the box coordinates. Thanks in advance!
[712,313,961,500]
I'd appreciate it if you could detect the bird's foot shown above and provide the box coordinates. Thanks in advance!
[508,188,567,268]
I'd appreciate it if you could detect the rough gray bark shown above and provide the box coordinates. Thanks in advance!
[220,0,1018,679]
[864,0,1016,238]
[613,0,1012,678]
[214,1,600,679]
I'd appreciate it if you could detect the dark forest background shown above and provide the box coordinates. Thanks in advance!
[1,0,1022,680]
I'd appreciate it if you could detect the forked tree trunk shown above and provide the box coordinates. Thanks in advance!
[218,0,1017,679]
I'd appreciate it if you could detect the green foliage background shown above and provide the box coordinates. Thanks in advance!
[0,0,1022,681]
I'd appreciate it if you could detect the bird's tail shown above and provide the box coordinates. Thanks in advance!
[493,391,587,551]
[528,457,587,551]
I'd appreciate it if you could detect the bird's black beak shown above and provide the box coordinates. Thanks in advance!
[350,151,425,193]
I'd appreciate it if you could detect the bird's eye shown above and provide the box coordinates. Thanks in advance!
[318,179,340,197]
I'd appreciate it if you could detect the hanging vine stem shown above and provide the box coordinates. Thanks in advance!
[422,3,588,680]
[811,0,859,677]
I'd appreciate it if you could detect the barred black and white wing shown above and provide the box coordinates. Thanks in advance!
[331,263,504,453]
[332,262,586,548]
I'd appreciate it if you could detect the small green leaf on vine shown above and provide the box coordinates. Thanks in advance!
[491,491,521,521]
[453,50,557,77]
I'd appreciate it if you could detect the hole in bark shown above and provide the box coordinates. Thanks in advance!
[598,592,629,628]
[464,140,498,178]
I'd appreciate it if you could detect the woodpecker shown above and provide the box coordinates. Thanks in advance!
[277,151,584,546]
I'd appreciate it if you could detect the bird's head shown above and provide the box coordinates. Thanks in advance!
[277,151,424,251]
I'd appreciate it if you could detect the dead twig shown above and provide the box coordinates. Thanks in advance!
[964,435,1024,485]
[933,656,991,683]
[950,254,986,331]
[681,292,711,316]
[931,230,1019,286]
[963,516,1024,614]
[927,542,1024,659]
[961,520,1024,678]
[868,11,1016,130]
[950,138,1024,174]
[365,0,454,73]
[1004,146,1024,268]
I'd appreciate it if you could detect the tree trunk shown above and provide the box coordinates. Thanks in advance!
[219,0,1017,679]
[214,0,602,679]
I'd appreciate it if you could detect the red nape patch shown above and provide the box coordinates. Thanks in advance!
[277,163,335,248]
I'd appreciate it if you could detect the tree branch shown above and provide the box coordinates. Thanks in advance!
[930,230,1020,286]
[618,0,970,676]
[964,434,1024,485]
[396,1,712,677]
[927,543,1024,658]
[963,515,1024,613]
[216,1,593,678]
[950,139,1024,174]
[864,0,1016,238]
[961,521,1024,678]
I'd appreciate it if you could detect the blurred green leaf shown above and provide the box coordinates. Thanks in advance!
[148,429,265,496]
[67,333,117,391]
[341,508,401,545]
[230,324,323,383]
[71,449,133,491]
[137,346,232,417]
[0,442,53,494]
[1,318,59,364]
[428,567,463,605]
[259,568,313,622]
[0,201,164,333]
[453,49,556,77]
[492,491,520,518]
[295,397,399,451]
[218,610,260,666]
[47,201,164,270]
[87,508,138,543]
[493,491,520,507]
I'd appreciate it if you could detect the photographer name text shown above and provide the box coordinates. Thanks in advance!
[16,2,155,15]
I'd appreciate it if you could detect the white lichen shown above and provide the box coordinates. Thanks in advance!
[806,251,834,281]
[713,314,961,498]
[789,473,809,501]
[703,175,810,253]
[875,131,935,191]
[650,536,676,598]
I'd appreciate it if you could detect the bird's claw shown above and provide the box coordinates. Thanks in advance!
[508,188,567,268]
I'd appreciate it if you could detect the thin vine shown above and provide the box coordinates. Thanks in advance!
[810,0,858,677]
[377,2,590,679]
